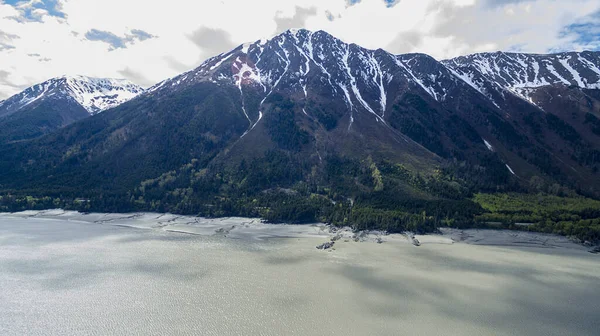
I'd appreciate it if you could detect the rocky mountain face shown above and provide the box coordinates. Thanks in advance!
[0,76,143,142]
[443,51,600,192]
[0,29,599,215]
[442,51,600,112]
[144,30,512,168]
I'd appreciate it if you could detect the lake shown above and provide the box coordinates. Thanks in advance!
[1,211,599,335]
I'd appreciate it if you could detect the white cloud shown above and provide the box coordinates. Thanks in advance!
[0,0,599,99]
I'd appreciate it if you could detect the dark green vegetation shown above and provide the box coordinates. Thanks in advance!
[474,193,600,243]
[0,97,89,144]
[586,113,600,136]
[0,153,485,234]
[0,82,248,195]
[264,95,310,151]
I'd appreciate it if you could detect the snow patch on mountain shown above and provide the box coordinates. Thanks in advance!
[442,52,600,92]
[63,76,144,114]
[483,139,494,152]
[558,57,585,87]
[442,51,600,106]
[0,75,144,116]
[506,164,516,176]
[143,29,598,132]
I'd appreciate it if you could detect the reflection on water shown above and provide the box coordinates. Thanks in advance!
[0,215,599,336]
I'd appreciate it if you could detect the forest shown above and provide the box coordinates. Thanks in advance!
[2,150,599,244]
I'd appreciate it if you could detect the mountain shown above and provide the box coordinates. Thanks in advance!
[442,51,600,102]
[0,29,599,231]
[443,51,600,191]
[0,76,144,142]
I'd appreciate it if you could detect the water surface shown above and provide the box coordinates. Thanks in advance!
[1,213,599,335]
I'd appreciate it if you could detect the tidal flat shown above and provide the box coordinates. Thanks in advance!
[0,210,599,336]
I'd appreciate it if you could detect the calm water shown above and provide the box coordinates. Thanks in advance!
[1,215,599,335]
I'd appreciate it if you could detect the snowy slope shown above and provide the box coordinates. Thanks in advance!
[148,29,467,127]
[0,75,144,117]
[62,76,145,114]
[149,30,600,121]
[442,51,600,105]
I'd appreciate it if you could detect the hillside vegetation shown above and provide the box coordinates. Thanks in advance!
[474,193,600,243]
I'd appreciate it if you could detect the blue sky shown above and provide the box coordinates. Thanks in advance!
[84,29,155,50]
[0,0,599,99]
[559,10,600,51]
[3,0,65,20]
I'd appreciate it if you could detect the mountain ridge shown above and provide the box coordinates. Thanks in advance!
[0,75,144,143]
[0,75,144,117]
[0,28,599,232]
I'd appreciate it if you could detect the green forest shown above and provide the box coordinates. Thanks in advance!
[2,151,599,244]
[473,193,600,243]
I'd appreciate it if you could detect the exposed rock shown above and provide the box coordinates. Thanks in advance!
[316,241,335,250]
[215,225,236,235]
[353,231,367,242]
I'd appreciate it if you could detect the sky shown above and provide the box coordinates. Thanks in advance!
[0,0,599,99]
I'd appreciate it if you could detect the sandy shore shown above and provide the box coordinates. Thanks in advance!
[0,209,593,252]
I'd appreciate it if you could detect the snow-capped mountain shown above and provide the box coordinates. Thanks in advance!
[148,29,600,132]
[148,29,472,130]
[0,75,144,118]
[442,51,600,107]
[0,75,144,143]
[1,29,600,200]
[142,29,600,180]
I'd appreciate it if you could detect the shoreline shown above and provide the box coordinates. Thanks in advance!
[1,209,597,254]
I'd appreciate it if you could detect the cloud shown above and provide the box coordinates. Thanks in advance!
[0,69,28,99]
[0,30,19,42]
[188,27,236,58]
[347,0,399,7]
[387,30,424,54]
[274,6,318,33]
[118,67,155,87]
[0,30,18,50]
[85,29,127,49]
[4,0,66,22]
[392,0,600,59]
[559,10,600,51]
[480,0,536,7]
[163,55,195,73]
[130,29,155,42]
[85,28,156,50]
[383,0,400,7]
[0,0,599,99]
[0,42,15,51]
[0,70,13,99]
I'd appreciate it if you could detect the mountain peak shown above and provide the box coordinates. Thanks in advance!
[0,75,144,117]
[59,75,145,113]
[148,29,600,133]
